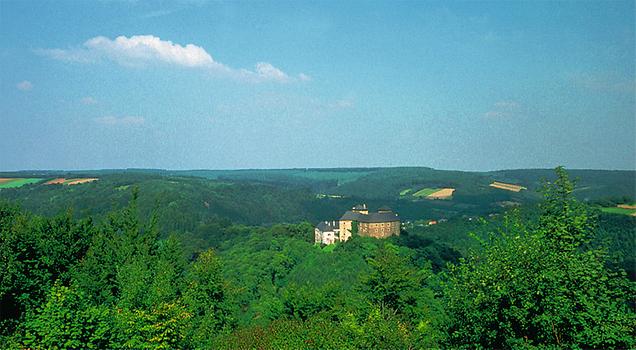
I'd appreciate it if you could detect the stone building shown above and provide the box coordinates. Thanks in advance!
[314,221,340,245]
[339,204,400,240]
[315,204,400,245]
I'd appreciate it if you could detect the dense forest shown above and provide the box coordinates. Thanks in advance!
[0,168,634,348]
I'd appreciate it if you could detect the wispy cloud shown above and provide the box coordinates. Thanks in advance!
[139,9,179,19]
[493,101,519,109]
[81,96,98,105]
[94,115,145,126]
[38,35,309,83]
[331,98,354,109]
[569,73,635,94]
[16,80,33,91]
[484,100,520,119]
[239,62,291,83]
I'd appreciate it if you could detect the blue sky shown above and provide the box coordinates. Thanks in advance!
[1,0,634,171]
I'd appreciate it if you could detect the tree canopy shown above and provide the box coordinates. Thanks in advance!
[0,167,633,348]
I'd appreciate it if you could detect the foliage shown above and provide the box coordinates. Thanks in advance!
[442,167,635,349]
[0,167,633,348]
[0,202,92,334]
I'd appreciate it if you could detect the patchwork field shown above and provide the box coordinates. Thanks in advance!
[45,178,67,185]
[490,181,527,192]
[411,187,455,200]
[45,178,99,185]
[0,178,43,188]
[65,178,98,185]
[412,188,440,197]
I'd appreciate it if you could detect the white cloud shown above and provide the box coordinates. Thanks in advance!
[237,62,292,83]
[81,96,98,105]
[94,115,145,126]
[254,62,289,82]
[16,80,33,91]
[49,35,218,68]
[39,35,307,84]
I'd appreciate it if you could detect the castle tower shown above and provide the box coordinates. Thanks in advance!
[351,203,368,215]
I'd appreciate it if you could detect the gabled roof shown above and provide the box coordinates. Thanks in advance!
[340,210,364,221]
[340,210,400,223]
[316,221,338,232]
[362,212,400,223]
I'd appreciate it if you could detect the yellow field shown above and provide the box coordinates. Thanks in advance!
[65,178,98,185]
[45,178,66,185]
[490,181,526,192]
[426,188,455,199]
[45,178,99,185]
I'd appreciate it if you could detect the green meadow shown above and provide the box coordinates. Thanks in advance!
[0,178,43,189]
[600,206,636,216]
[399,188,412,196]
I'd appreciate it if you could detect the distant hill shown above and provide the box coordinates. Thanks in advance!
[0,167,633,228]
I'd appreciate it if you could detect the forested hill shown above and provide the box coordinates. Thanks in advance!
[24,166,633,198]
[0,167,633,229]
[0,168,634,348]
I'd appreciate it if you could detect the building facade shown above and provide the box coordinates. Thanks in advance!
[314,221,340,245]
[315,204,400,245]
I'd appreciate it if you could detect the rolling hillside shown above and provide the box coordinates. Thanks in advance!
[0,167,633,228]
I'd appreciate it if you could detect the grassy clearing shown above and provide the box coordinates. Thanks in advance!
[413,188,440,197]
[600,207,636,216]
[0,178,43,189]
[399,188,412,196]
[316,193,345,199]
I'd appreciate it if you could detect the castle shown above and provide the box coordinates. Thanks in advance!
[315,204,400,245]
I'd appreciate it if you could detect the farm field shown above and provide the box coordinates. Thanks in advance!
[0,178,43,188]
[426,188,455,199]
[45,178,99,185]
[45,178,66,185]
[65,178,98,185]
[412,188,440,197]
[490,181,527,192]
[410,187,456,200]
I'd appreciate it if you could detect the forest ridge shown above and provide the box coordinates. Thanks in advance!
[0,167,634,348]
